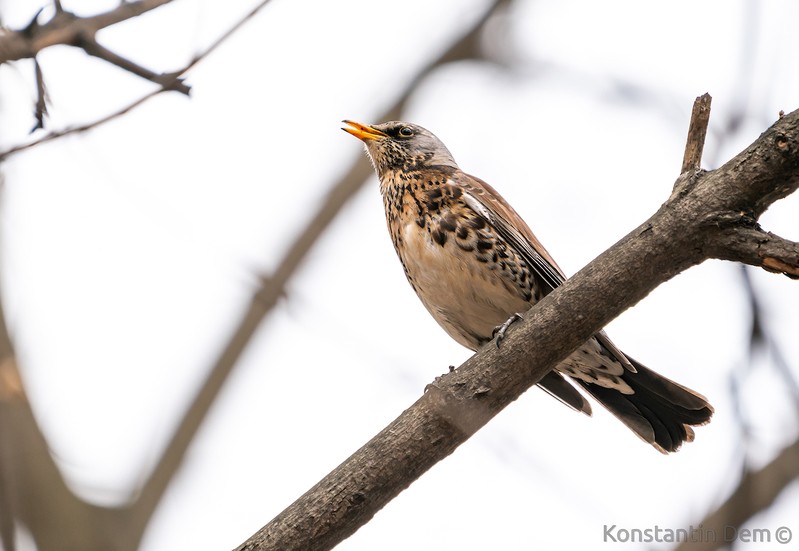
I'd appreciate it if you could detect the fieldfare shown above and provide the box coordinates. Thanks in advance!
[342,120,713,453]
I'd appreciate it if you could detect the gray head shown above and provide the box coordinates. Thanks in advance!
[342,120,458,178]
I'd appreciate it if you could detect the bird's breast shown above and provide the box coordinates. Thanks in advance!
[383,178,537,350]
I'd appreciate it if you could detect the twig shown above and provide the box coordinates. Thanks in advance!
[0,89,164,161]
[31,58,48,132]
[0,0,275,162]
[79,34,191,95]
[0,0,174,63]
[710,226,799,279]
[681,93,712,173]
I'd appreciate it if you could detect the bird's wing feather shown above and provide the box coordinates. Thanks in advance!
[457,172,566,293]
[457,172,636,372]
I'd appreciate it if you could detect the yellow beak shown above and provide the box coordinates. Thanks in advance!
[341,120,387,141]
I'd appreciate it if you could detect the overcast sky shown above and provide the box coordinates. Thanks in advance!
[2,0,799,549]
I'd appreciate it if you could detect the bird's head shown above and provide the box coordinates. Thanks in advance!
[342,120,458,178]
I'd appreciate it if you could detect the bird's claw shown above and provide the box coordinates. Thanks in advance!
[492,313,523,348]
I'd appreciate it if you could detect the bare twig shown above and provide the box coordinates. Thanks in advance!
[79,35,191,95]
[0,0,275,162]
[0,89,164,160]
[681,93,712,173]
[710,226,799,279]
[31,58,48,132]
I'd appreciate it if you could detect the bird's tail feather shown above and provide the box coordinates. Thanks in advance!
[573,357,713,453]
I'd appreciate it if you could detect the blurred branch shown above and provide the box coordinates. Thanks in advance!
[739,266,799,406]
[0,299,127,551]
[0,301,18,551]
[125,0,508,536]
[232,106,799,550]
[32,58,48,132]
[0,0,274,162]
[0,0,504,547]
[673,436,799,551]
[0,1,274,549]
[0,88,164,161]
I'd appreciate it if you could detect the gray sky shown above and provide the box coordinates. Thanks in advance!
[2,0,798,549]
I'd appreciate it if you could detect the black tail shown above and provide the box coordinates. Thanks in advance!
[575,357,713,453]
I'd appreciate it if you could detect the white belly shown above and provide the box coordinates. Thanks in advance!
[398,221,531,350]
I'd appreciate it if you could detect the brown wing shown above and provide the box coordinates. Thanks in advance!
[454,171,637,372]
[454,171,566,293]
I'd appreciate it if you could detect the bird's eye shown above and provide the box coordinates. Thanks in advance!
[399,126,414,137]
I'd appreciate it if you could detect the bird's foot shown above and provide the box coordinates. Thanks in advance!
[492,313,523,348]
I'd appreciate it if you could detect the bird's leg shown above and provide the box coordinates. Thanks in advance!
[492,313,523,347]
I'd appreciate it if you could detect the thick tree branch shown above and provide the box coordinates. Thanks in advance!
[233,107,799,551]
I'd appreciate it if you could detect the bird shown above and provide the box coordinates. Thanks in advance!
[342,119,713,453]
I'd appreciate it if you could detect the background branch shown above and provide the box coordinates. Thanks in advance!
[0,0,275,161]
[674,436,799,551]
[130,0,508,532]
[0,0,174,63]
[0,2,507,549]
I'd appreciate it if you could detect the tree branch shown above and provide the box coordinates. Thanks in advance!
[0,298,128,551]
[233,106,799,551]
[78,34,190,95]
[0,0,276,162]
[681,93,712,173]
[711,226,799,279]
[0,0,174,64]
[674,435,799,551]
[0,1,274,548]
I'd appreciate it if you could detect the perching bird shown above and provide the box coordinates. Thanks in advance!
[342,120,713,453]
